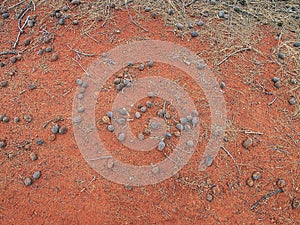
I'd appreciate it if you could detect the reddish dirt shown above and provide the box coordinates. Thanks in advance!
[1,3,299,225]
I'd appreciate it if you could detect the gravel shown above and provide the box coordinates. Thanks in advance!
[145,6,151,12]
[272,77,280,83]
[293,42,300,47]
[106,111,113,118]
[140,106,147,113]
[76,79,83,86]
[176,123,184,131]
[288,97,297,105]
[150,121,159,130]
[138,133,144,140]
[114,78,121,85]
[274,81,281,89]
[177,23,184,30]
[24,39,31,46]
[158,141,166,151]
[117,118,126,125]
[28,84,37,90]
[197,20,204,26]
[180,118,188,124]
[14,117,20,123]
[218,10,225,18]
[2,116,9,123]
[246,178,254,187]
[192,117,199,127]
[118,108,127,115]
[277,179,286,189]
[10,57,17,64]
[0,141,7,148]
[30,152,38,161]
[165,132,172,138]
[58,18,65,25]
[58,127,67,134]
[23,115,32,123]
[148,92,154,98]
[33,171,41,179]
[252,171,262,180]
[146,101,152,108]
[278,53,285,59]
[242,138,252,149]
[205,155,213,167]
[135,112,141,119]
[107,125,115,132]
[0,81,8,88]
[51,124,60,134]
[191,31,199,37]
[24,177,33,186]
[36,139,44,145]
[118,133,125,142]
[192,110,199,117]
[148,60,154,67]
[73,20,79,25]
[138,64,145,71]
[206,194,214,202]
[2,13,9,19]
[45,47,53,52]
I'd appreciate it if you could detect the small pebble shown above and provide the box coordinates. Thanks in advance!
[246,177,254,187]
[106,111,113,118]
[116,83,125,91]
[82,82,88,89]
[55,12,62,18]
[71,0,80,5]
[192,110,199,117]
[276,179,286,189]
[274,81,281,89]
[33,171,41,180]
[278,53,285,59]
[146,101,152,108]
[290,78,297,84]
[58,127,67,134]
[148,60,154,67]
[242,138,252,149]
[23,115,32,123]
[180,118,188,124]
[145,6,151,12]
[49,134,56,141]
[2,116,9,123]
[14,117,20,123]
[124,184,133,191]
[117,118,126,125]
[2,13,9,19]
[30,152,38,161]
[152,13,157,19]
[0,62,6,67]
[138,133,144,140]
[78,107,85,113]
[38,49,44,55]
[220,82,226,89]
[107,159,114,169]
[10,57,17,64]
[288,97,297,105]
[28,84,37,90]
[150,121,159,130]
[24,177,33,186]
[0,81,8,88]
[158,141,166,151]
[192,117,199,127]
[140,106,147,113]
[51,124,60,134]
[218,10,225,18]
[252,171,262,180]
[148,92,154,98]
[151,166,159,174]
[206,194,214,202]
[186,140,194,147]
[76,79,83,86]
[197,20,204,26]
[135,112,141,119]
[272,77,280,83]
[205,155,213,167]
[167,9,174,15]
[191,31,199,37]
[24,39,31,46]
[107,125,115,132]
[118,133,125,142]
[293,42,300,47]
[138,64,144,71]
[36,139,44,145]
[176,123,184,131]
[27,19,35,27]
[291,198,300,210]
[50,54,58,62]
[114,78,121,85]
[0,115,4,121]
[165,132,172,138]
[210,0,216,4]
[58,18,65,25]
[45,47,53,52]
[188,22,193,29]
[73,20,79,25]
[0,141,7,148]
[118,108,127,115]
[177,23,184,30]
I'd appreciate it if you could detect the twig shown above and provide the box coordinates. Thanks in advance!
[43,116,63,128]
[221,146,242,176]
[71,58,91,77]
[17,1,32,30]
[250,189,283,210]
[125,0,148,32]
[217,47,251,66]
[67,44,96,57]
[244,130,263,135]
[88,156,113,161]
[0,51,18,56]
[268,97,278,106]
[80,176,97,192]
[13,16,30,49]
[101,2,110,27]
[7,0,26,10]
